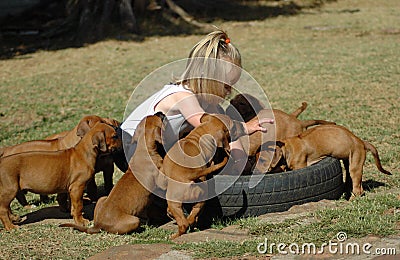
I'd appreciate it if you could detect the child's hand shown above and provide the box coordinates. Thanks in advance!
[245,117,274,134]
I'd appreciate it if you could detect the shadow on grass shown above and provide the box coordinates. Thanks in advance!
[17,186,109,226]
[362,179,387,192]
[19,201,96,226]
[0,0,333,59]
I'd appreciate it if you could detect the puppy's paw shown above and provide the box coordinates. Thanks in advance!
[82,218,90,227]
[74,217,90,227]
[169,232,181,240]
[349,191,365,201]
[9,213,21,223]
[5,223,19,231]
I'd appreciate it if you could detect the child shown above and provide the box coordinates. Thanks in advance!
[121,29,273,173]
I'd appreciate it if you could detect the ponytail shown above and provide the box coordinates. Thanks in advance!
[179,28,242,104]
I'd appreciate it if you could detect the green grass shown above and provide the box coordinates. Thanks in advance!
[0,0,399,258]
[0,224,174,259]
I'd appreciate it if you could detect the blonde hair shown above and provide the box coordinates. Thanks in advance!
[179,29,242,104]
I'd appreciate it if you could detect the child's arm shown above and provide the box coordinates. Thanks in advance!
[173,92,205,127]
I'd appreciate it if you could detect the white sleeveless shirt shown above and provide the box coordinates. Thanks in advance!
[121,84,193,150]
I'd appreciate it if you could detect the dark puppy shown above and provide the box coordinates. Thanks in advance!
[226,93,265,122]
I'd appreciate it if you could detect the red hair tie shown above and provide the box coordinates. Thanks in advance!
[225,38,231,44]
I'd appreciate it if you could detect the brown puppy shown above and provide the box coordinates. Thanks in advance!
[274,124,392,198]
[226,95,335,174]
[1,116,122,209]
[85,118,123,201]
[226,94,335,173]
[55,117,124,211]
[1,115,107,207]
[55,117,124,212]
[163,114,244,239]
[249,105,336,173]
[0,123,121,230]
[60,112,166,234]
[49,117,124,201]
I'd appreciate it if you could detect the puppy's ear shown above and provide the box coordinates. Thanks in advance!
[153,115,165,145]
[87,116,102,127]
[103,118,121,128]
[76,118,92,137]
[154,127,163,145]
[77,115,104,137]
[213,129,230,153]
[217,130,230,151]
[270,146,283,169]
[92,131,107,152]
[200,113,211,123]
[230,120,246,142]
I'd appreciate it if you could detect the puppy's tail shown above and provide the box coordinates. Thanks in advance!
[300,119,336,129]
[291,102,307,117]
[198,156,229,178]
[59,223,101,234]
[363,141,392,175]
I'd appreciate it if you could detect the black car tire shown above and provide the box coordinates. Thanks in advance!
[199,157,344,225]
